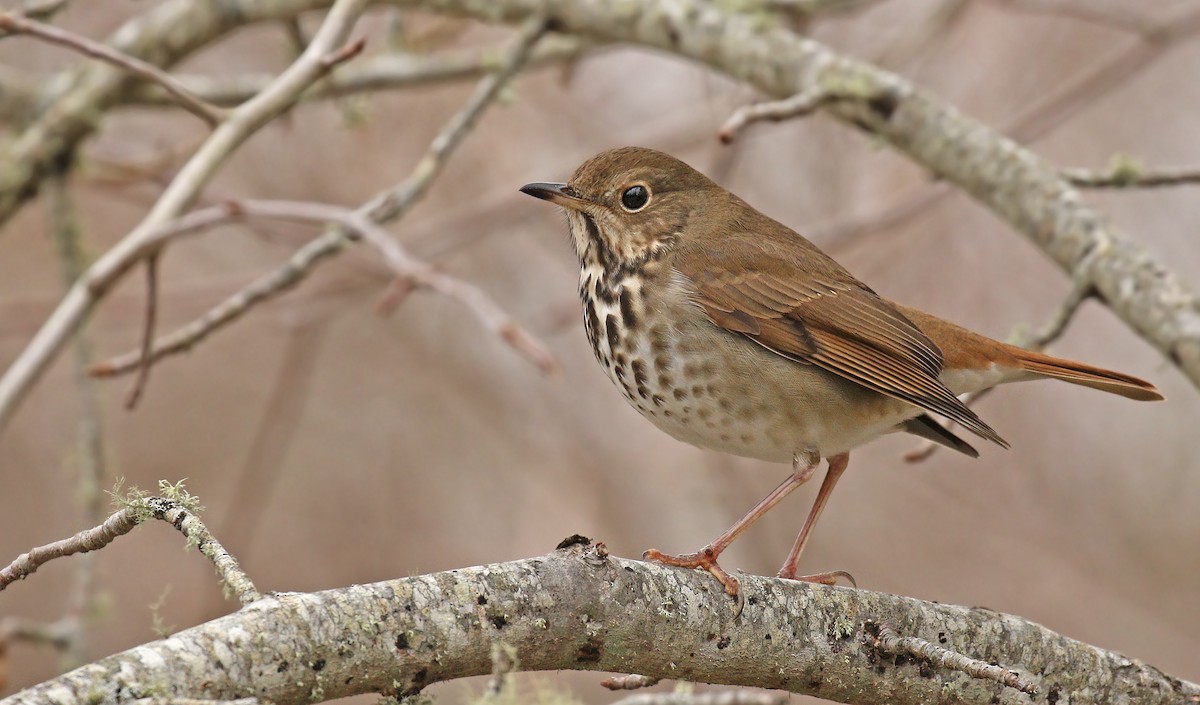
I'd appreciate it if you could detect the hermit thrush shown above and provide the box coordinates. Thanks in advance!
[521,146,1162,596]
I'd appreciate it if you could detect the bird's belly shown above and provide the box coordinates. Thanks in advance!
[585,289,920,462]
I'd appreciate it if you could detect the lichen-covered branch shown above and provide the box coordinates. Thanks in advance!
[0,489,260,605]
[3,542,1195,705]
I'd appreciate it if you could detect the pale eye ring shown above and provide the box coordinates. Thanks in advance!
[620,184,650,212]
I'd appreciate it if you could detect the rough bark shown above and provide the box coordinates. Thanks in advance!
[4,543,1196,705]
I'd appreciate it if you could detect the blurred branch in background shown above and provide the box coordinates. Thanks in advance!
[0,0,370,431]
[89,16,557,380]
[0,10,225,125]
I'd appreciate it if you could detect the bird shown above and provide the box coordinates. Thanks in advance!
[520,146,1163,597]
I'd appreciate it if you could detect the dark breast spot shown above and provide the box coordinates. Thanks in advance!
[619,289,637,331]
[584,300,600,345]
[605,314,620,351]
[631,359,649,388]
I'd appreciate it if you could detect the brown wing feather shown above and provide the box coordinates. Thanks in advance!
[674,229,1008,448]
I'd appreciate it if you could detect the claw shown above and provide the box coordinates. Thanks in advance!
[778,568,856,588]
[643,546,741,597]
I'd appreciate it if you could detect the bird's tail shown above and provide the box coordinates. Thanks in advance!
[1005,346,1163,401]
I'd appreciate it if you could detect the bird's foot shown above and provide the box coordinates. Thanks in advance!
[777,568,857,588]
[643,546,741,597]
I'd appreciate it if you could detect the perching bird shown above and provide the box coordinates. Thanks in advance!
[521,146,1162,596]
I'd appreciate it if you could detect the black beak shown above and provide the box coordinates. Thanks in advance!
[520,182,587,209]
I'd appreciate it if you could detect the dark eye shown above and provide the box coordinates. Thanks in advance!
[621,184,649,211]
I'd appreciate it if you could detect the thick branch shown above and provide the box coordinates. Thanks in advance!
[3,543,1194,705]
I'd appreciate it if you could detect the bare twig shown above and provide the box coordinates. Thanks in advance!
[89,231,351,378]
[602,674,662,691]
[0,488,261,605]
[125,37,588,108]
[0,10,226,126]
[718,88,837,143]
[124,254,160,409]
[90,16,556,380]
[865,620,1038,695]
[0,0,369,436]
[1063,158,1200,188]
[85,199,556,376]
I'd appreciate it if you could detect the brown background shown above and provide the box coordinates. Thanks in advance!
[2,1,1198,701]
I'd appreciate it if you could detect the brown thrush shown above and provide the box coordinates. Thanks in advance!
[521,146,1162,597]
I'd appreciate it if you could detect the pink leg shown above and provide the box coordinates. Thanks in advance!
[644,454,819,596]
[777,453,855,586]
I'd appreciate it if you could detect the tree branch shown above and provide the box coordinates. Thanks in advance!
[0,486,260,605]
[124,36,588,108]
[1063,157,1200,188]
[3,542,1194,705]
[0,10,226,125]
[0,0,369,434]
[89,17,555,380]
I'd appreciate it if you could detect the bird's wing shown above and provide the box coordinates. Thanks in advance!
[672,233,1007,447]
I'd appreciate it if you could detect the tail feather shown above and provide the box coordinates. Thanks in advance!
[1008,347,1163,401]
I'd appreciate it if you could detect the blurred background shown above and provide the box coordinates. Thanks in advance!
[1,0,1198,701]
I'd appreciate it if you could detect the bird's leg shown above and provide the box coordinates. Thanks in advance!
[644,454,819,596]
[776,452,855,586]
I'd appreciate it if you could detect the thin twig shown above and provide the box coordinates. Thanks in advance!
[125,37,588,108]
[124,253,160,409]
[0,0,370,436]
[85,199,556,376]
[0,11,226,126]
[0,491,261,605]
[718,89,834,143]
[90,17,556,380]
[1063,160,1200,188]
[90,230,352,377]
[865,620,1039,695]
[602,674,662,691]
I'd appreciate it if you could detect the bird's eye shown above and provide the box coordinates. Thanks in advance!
[621,184,650,212]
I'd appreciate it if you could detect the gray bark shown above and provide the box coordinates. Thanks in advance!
[5,543,1197,705]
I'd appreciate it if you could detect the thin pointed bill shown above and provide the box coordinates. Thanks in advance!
[519,182,587,210]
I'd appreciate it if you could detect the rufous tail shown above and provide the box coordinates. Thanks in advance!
[1006,347,1163,401]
